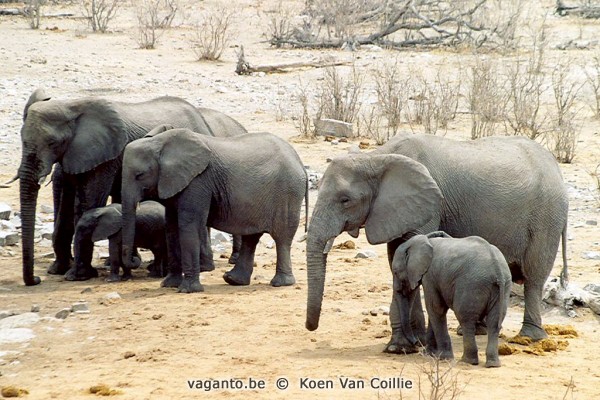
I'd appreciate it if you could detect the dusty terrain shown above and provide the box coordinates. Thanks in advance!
[0,1,599,399]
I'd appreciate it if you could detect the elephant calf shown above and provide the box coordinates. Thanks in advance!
[69,201,167,282]
[391,231,512,368]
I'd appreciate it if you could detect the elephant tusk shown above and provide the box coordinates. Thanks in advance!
[4,174,18,185]
[323,238,335,254]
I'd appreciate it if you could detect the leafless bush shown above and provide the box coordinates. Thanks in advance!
[265,1,298,47]
[305,0,379,42]
[546,59,582,163]
[134,0,178,49]
[80,0,121,33]
[585,54,600,118]
[472,0,526,52]
[361,108,386,145]
[503,28,548,139]
[23,0,46,29]
[316,66,363,124]
[190,7,235,61]
[294,82,316,138]
[374,60,408,138]
[406,70,460,135]
[468,58,506,139]
[417,355,466,400]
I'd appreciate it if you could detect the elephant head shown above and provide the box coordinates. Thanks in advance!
[121,128,210,269]
[305,154,442,331]
[390,235,433,344]
[18,89,128,285]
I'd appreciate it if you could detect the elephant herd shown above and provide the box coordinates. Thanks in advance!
[11,89,570,367]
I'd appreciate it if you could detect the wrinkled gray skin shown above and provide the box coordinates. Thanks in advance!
[17,88,246,286]
[392,232,512,367]
[306,134,568,352]
[121,128,308,293]
[71,201,167,282]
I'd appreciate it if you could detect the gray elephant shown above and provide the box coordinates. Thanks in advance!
[392,231,512,367]
[15,88,247,286]
[120,128,308,293]
[305,134,568,351]
[73,201,167,282]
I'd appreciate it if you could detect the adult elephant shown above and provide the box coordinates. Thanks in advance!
[305,134,569,350]
[16,88,247,286]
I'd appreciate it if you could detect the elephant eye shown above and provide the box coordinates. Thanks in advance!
[135,172,144,180]
[340,196,350,204]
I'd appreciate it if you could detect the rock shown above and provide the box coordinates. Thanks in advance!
[369,308,379,316]
[71,302,89,313]
[55,308,71,319]
[0,328,35,345]
[40,204,54,214]
[0,310,18,320]
[584,283,600,294]
[586,294,600,315]
[0,232,19,246]
[264,239,275,249]
[315,118,354,138]
[8,215,21,228]
[0,313,40,329]
[0,203,11,220]
[102,292,121,304]
[362,44,383,52]
[81,287,93,294]
[211,230,231,243]
[370,305,390,316]
[586,220,598,226]
[355,250,378,259]
[582,251,600,260]
[31,304,40,313]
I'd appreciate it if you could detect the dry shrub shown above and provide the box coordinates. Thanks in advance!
[584,53,600,118]
[406,70,460,135]
[80,0,122,33]
[417,356,466,400]
[294,81,316,138]
[23,0,45,29]
[316,66,363,124]
[468,58,506,139]
[374,60,408,138]
[360,108,386,145]
[191,7,235,61]
[265,1,298,47]
[134,0,178,49]
[305,0,379,42]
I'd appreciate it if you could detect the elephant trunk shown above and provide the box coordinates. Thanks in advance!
[398,289,418,346]
[121,192,141,269]
[19,172,41,286]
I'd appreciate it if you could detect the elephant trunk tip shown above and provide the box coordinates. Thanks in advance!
[305,320,319,331]
[25,276,42,286]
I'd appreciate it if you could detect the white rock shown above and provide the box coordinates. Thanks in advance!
[103,292,121,301]
[40,204,54,214]
[0,232,19,246]
[0,202,11,220]
[31,304,40,313]
[71,302,89,313]
[264,239,275,249]
[211,230,231,243]
[55,308,71,319]
[315,118,354,138]
[0,312,40,329]
[0,328,35,344]
[331,139,339,145]
[582,251,600,260]
[355,250,378,259]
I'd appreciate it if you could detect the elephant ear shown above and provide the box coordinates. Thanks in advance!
[91,205,123,242]
[157,129,211,199]
[364,154,442,245]
[406,235,433,290]
[62,99,128,175]
[23,88,51,121]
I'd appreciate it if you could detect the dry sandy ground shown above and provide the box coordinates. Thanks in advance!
[0,1,599,399]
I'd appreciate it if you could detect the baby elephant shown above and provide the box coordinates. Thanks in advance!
[68,201,167,282]
[392,231,512,367]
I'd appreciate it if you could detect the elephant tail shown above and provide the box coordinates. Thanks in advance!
[560,223,569,289]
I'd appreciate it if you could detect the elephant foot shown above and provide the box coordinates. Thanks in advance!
[460,354,479,365]
[518,322,548,341]
[48,259,73,275]
[384,338,420,354]
[228,252,239,265]
[428,347,454,361]
[161,272,183,288]
[106,273,121,283]
[223,269,251,286]
[199,260,215,273]
[485,357,501,368]
[177,276,204,293]
[147,267,166,278]
[25,276,42,286]
[64,266,98,281]
[270,273,296,287]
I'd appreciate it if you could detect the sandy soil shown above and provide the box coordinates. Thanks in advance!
[0,1,599,399]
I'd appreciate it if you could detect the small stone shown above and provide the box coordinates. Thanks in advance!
[315,118,354,138]
[31,305,40,313]
[582,251,600,260]
[104,292,121,300]
[81,288,93,294]
[71,302,89,313]
[584,283,600,294]
[0,310,18,320]
[264,239,275,249]
[379,305,390,315]
[152,314,163,320]
[355,250,378,259]
[361,311,369,315]
[585,220,598,226]
[374,329,391,338]
[55,308,71,319]
[331,139,339,145]
[0,203,11,220]
[123,351,136,359]
[211,231,231,243]
[369,308,379,316]
[332,307,342,313]
[0,232,19,247]
[40,204,54,214]
[326,157,333,162]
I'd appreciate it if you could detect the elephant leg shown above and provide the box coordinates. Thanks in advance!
[270,236,296,287]
[228,234,242,264]
[458,320,479,365]
[199,226,215,272]
[106,235,124,282]
[425,319,437,354]
[484,317,502,368]
[425,296,453,360]
[223,233,262,286]
[49,176,75,275]
[176,208,204,293]
[519,281,548,340]
[384,292,420,354]
[161,205,183,288]
[147,245,166,278]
